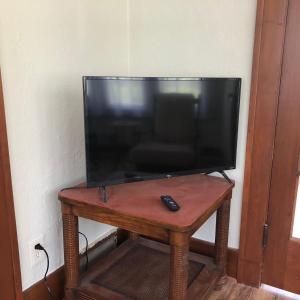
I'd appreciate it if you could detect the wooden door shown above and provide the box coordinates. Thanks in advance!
[0,72,22,299]
[262,0,300,294]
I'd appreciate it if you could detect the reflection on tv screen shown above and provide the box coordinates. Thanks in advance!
[83,77,241,187]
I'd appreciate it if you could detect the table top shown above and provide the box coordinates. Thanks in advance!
[59,174,234,232]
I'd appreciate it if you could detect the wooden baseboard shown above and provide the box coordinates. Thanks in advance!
[23,229,238,300]
[189,238,238,278]
[23,231,117,300]
[23,266,64,300]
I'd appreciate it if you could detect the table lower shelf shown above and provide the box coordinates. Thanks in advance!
[74,238,223,300]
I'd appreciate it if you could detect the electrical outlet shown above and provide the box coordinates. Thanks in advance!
[29,235,45,267]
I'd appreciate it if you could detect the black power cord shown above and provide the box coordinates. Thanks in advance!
[79,231,89,271]
[35,233,89,299]
[34,244,59,300]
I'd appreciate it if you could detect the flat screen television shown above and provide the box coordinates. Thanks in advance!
[83,76,241,187]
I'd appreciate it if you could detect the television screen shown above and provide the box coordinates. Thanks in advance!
[83,77,241,187]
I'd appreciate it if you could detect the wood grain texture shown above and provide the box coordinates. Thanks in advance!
[24,273,286,300]
[208,277,291,300]
[0,71,23,299]
[237,0,289,287]
[215,198,230,274]
[169,238,189,300]
[261,0,300,294]
[118,229,239,279]
[77,238,224,300]
[23,232,118,300]
[23,266,65,300]
[23,238,280,300]
[284,240,300,294]
[190,238,238,279]
[60,175,233,300]
[62,209,79,300]
[59,174,234,233]
[73,206,170,241]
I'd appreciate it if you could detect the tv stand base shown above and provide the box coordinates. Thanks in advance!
[205,170,232,184]
[99,185,108,203]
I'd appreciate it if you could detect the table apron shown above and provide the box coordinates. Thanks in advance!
[72,206,170,242]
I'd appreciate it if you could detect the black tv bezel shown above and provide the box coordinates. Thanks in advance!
[83,76,242,187]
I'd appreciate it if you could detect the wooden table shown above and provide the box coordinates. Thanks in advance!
[59,174,234,300]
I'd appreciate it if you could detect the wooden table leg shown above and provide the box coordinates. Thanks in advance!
[169,232,189,300]
[62,204,79,300]
[215,196,231,288]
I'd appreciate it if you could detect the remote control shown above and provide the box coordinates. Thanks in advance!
[160,195,180,212]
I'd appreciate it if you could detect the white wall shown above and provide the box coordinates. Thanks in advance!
[127,0,257,247]
[0,0,130,290]
[0,0,257,290]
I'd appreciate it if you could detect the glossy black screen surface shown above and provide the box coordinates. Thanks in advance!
[83,77,241,187]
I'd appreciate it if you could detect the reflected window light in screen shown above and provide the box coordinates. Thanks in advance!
[106,79,146,113]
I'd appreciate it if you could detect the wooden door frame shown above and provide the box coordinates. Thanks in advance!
[237,0,290,287]
[0,70,23,299]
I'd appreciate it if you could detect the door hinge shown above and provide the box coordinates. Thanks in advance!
[262,224,269,248]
